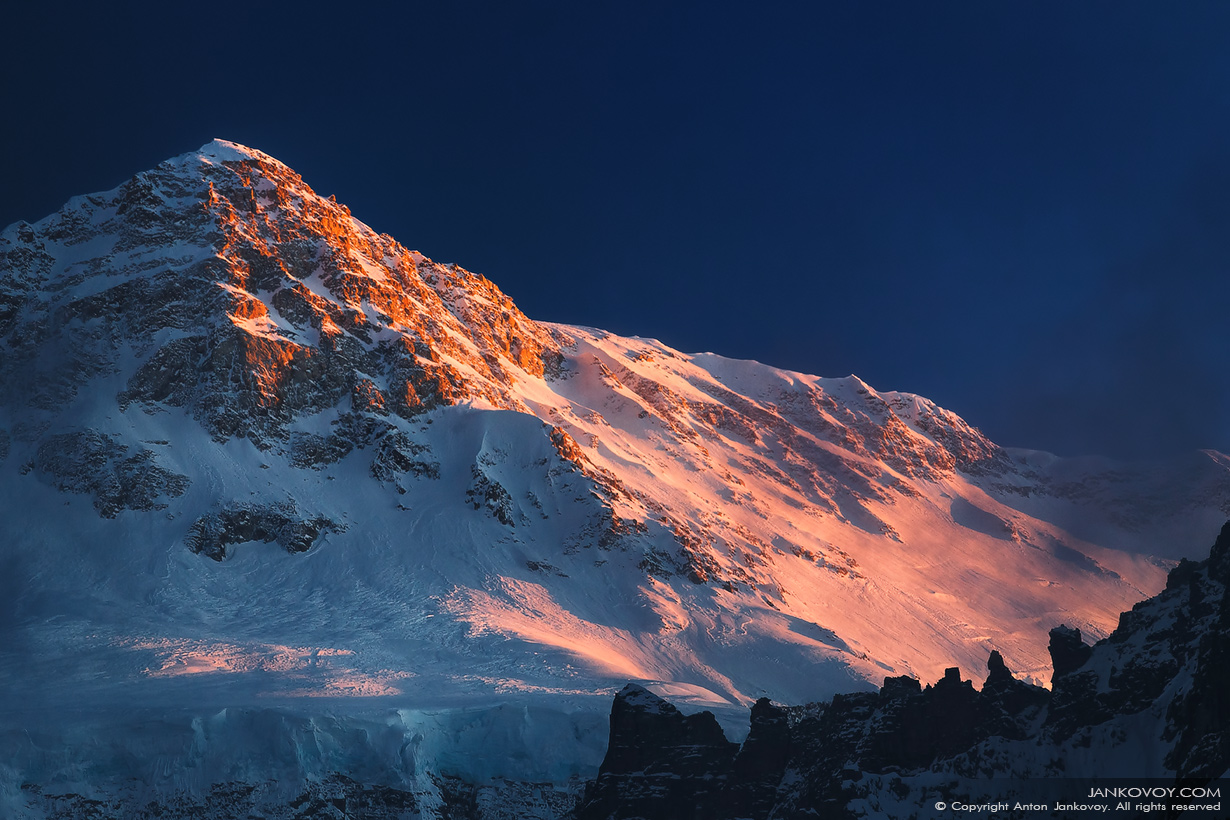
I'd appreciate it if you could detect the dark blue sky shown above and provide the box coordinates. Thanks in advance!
[4,2,1229,459]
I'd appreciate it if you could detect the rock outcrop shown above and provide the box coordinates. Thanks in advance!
[576,685,738,820]
[32,429,188,517]
[185,501,341,560]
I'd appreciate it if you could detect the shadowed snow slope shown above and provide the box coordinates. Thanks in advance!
[1,141,1229,811]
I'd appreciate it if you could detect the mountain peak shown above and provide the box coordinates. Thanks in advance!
[0,139,567,449]
[195,138,269,163]
[141,138,295,190]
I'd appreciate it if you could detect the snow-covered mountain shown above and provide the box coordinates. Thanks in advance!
[1,140,1227,816]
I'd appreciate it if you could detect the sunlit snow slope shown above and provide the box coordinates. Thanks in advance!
[2,139,1228,731]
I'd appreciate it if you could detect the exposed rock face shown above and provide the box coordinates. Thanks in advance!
[32,429,188,517]
[576,525,1230,819]
[185,501,340,560]
[368,430,440,486]
[1065,521,1230,778]
[1047,624,1093,682]
[576,684,738,820]
[1165,525,1230,779]
[1040,529,1230,750]
[576,663,1043,820]
[466,464,516,526]
[979,650,1049,740]
[762,659,1048,819]
[2,141,566,456]
[726,697,790,820]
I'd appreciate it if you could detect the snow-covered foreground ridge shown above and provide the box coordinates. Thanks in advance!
[0,140,1228,787]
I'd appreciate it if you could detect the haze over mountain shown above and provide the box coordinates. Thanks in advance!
[1,141,1228,816]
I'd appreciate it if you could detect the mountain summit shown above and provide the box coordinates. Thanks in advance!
[2,142,1229,809]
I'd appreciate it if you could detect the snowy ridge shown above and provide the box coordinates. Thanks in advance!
[2,141,1229,816]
